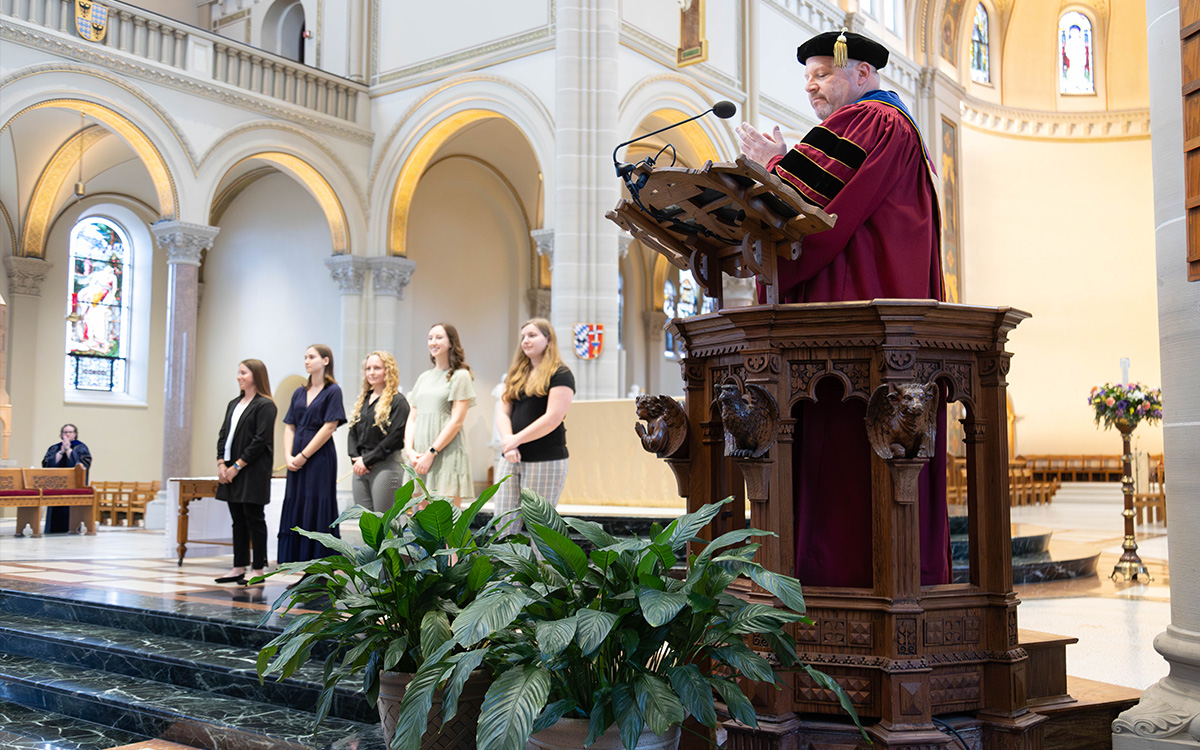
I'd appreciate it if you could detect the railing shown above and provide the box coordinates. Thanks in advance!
[0,0,368,126]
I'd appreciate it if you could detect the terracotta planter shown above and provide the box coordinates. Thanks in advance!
[377,669,491,750]
[527,717,681,750]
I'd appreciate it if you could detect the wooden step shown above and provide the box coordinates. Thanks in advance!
[1033,675,1142,750]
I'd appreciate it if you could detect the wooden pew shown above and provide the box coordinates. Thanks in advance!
[0,468,42,536]
[21,466,98,534]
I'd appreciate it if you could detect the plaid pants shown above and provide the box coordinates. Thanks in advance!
[492,457,569,535]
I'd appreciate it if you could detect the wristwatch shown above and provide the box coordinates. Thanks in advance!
[429,446,438,454]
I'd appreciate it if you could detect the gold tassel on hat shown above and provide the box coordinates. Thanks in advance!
[833,27,849,68]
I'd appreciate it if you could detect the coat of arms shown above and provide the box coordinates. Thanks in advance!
[75,0,109,43]
[573,323,604,360]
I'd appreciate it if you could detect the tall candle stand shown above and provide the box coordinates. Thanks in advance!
[1111,418,1152,582]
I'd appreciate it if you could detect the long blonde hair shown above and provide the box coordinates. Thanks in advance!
[350,351,401,431]
[502,318,565,402]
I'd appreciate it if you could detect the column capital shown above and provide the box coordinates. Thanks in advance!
[324,254,369,295]
[151,221,220,266]
[643,309,669,340]
[368,256,416,299]
[4,256,53,296]
[617,234,633,260]
[531,228,555,270]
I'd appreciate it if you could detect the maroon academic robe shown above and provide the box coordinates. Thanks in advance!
[765,92,950,588]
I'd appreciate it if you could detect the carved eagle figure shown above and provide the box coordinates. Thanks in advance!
[865,382,939,460]
[713,379,778,458]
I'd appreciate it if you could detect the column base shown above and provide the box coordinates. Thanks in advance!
[1113,626,1200,748]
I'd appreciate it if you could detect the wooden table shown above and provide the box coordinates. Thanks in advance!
[174,478,229,565]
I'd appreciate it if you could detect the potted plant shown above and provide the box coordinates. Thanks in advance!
[395,490,862,750]
[255,474,508,749]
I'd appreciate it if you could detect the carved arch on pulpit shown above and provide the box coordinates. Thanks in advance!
[786,366,872,411]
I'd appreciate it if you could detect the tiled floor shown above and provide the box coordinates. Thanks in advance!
[0,487,1174,693]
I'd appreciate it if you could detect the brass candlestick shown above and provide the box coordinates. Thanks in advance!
[1111,418,1151,582]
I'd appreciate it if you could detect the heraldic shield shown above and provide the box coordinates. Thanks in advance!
[572,323,604,360]
[75,0,109,42]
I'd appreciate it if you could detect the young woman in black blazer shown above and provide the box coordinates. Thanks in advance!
[214,359,277,585]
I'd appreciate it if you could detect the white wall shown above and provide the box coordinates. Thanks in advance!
[193,173,344,482]
[406,158,529,486]
[961,128,1162,455]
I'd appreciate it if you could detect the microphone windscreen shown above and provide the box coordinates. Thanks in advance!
[712,100,738,119]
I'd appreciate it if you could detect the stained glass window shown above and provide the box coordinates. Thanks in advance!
[663,280,677,358]
[677,275,698,319]
[971,4,990,83]
[64,217,131,392]
[1058,11,1094,94]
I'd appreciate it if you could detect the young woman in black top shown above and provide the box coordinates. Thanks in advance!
[347,351,410,512]
[214,359,277,584]
[494,318,575,533]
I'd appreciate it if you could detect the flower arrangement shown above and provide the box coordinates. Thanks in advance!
[1088,382,1163,430]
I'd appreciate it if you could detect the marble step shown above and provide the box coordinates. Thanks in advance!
[0,610,376,725]
[0,652,386,750]
[0,699,152,750]
[0,587,282,652]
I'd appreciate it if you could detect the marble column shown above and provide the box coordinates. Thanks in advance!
[551,0,621,398]
[3,257,51,480]
[368,255,416,360]
[1112,1,1200,747]
[324,254,369,386]
[152,222,218,486]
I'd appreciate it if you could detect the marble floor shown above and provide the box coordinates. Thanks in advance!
[0,486,1173,699]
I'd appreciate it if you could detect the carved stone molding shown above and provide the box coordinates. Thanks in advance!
[1113,683,1200,742]
[368,256,416,299]
[4,256,52,296]
[151,221,219,266]
[643,309,668,341]
[527,288,551,319]
[531,228,554,270]
[961,96,1150,141]
[324,254,368,295]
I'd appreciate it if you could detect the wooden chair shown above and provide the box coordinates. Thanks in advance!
[112,481,134,527]
[128,481,155,527]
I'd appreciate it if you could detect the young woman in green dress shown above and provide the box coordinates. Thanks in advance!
[404,323,476,506]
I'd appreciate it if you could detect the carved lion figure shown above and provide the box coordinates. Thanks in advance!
[634,395,689,458]
[865,382,939,460]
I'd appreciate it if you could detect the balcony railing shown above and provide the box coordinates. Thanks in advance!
[1,0,368,127]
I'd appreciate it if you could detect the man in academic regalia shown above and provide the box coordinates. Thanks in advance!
[737,29,949,588]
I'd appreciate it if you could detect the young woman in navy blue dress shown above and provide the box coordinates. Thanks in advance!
[278,344,346,563]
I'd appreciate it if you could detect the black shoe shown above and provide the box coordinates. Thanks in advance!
[214,574,246,584]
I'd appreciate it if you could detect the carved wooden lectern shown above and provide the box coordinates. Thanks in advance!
[610,161,1041,749]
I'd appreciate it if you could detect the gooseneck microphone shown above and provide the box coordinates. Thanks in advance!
[612,100,738,178]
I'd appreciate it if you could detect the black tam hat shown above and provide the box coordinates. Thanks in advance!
[797,27,889,69]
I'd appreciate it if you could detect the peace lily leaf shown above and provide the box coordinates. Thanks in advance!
[709,677,757,728]
[709,642,776,683]
[801,664,868,740]
[612,684,645,750]
[575,609,620,656]
[666,664,717,727]
[391,658,456,750]
[420,609,452,659]
[477,665,551,750]
[294,528,358,560]
[746,564,807,614]
[638,587,689,627]
[358,511,383,550]
[413,500,454,542]
[518,488,569,536]
[536,615,578,659]
[442,649,487,722]
[666,499,729,551]
[454,589,531,647]
[531,699,575,735]
[529,522,588,579]
[566,517,618,548]
[635,673,685,736]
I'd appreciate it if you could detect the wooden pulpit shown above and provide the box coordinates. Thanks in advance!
[610,161,1042,749]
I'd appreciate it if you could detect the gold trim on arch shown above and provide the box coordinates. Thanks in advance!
[8,100,178,258]
[229,152,350,254]
[387,109,502,256]
[21,125,111,260]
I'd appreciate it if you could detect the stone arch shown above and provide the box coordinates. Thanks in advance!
[617,75,739,164]
[2,99,179,259]
[371,75,555,257]
[220,153,349,253]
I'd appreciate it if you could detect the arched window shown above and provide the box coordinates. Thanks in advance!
[65,217,132,392]
[971,4,990,83]
[663,280,677,358]
[1058,11,1094,94]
